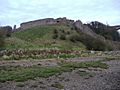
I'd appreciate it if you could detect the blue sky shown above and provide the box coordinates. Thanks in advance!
[0,0,120,27]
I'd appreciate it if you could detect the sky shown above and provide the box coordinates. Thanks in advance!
[0,0,120,28]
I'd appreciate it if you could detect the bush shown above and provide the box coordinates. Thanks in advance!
[0,26,12,37]
[60,29,65,33]
[71,27,74,30]
[78,35,107,51]
[66,31,70,35]
[68,32,111,51]
[0,30,5,48]
[53,29,58,34]
[53,34,58,39]
[69,34,80,42]
[60,34,66,40]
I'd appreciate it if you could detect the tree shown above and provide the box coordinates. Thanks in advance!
[0,26,12,37]
[0,26,12,49]
[0,30,5,49]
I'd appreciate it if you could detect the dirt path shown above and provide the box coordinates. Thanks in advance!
[0,57,120,90]
[0,56,105,67]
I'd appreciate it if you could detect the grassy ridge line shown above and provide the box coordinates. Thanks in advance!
[0,61,108,82]
[4,24,86,50]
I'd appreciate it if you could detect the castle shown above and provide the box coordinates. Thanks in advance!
[19,17,120,41]
[20,17,74,30]
[19,17,105,39]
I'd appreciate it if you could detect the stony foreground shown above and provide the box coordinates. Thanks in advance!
[0,58,120,90]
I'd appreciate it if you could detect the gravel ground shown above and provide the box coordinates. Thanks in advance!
[0,59,120,90]
[0,57,105,67]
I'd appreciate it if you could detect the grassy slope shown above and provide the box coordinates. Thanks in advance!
[5,24,86,50]
[4,37,39,49]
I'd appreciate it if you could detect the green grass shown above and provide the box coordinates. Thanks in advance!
[12,24,73,41]
[103,56,120,61]
[76,70,95,77]
[4,37,40,49]
[16,82,25,87]
[60,61,108,69]
[3,24,86,50]
[51,82,64,89]
[0,61,108,82]
[0,65,71,82]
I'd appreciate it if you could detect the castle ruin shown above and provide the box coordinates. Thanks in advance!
[20,17,74,30]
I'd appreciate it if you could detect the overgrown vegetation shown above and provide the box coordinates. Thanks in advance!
[0,26,12,50]
[1,49,106,60]
[87,21,120,41]
[0,49,82,60]
[68,31,112,51]
[0,30,5,49]
[0,61,108,82]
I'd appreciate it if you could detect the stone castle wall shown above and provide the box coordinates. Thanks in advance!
[20,17,74,30]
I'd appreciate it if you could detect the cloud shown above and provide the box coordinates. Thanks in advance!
[0,0,120,27]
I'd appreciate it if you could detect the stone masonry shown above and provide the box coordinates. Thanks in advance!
[20,17,74,30]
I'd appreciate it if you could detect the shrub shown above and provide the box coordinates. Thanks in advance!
[78,35,107,51]
[60,29,65,33]
[60,34,66,40]
[51,83,64,89]
[68,32,110,51]
[53,34,58,39]
[0,26,12,37]
[71,27,74,30]
[0,30,5,49]
[66,31,70,35]
[68,34,80,42]
[53,29,58,34]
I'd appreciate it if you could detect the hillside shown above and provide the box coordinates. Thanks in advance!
[1,17,120,51]
[5,24,86,50]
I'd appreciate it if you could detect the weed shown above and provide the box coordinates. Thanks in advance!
[77,70,95,78]
[30,84,38,88]
[60,61,108,69]
[51,82,64,89]
[16,82,25,87]
[104,56,120,61]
